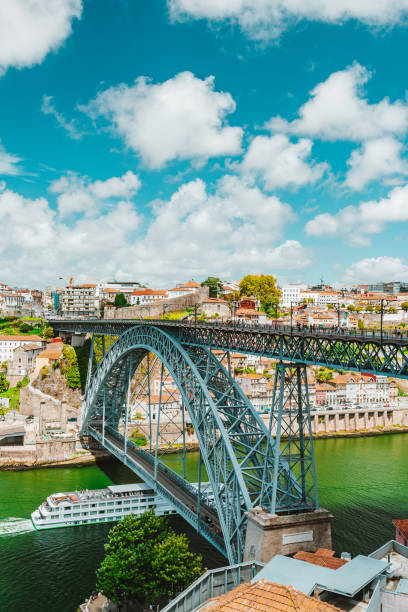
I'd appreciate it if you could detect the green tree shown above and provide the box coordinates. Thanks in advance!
[42,325,54,339]
[365,305,373,312]
[96,511,202,609]
[347,304,356,312]
[61,346,81,388]
[0,373,9,393]
[388,307,397,313]
[316,369,333,383]
[114,293,129,308]
[239,274,281,314]
[327,303,334,310]
[402,302,408,312]
[201,277,224,298]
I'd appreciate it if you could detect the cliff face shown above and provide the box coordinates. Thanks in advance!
[31,367,82,409]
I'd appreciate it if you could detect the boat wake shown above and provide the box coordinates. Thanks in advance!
[0,517,34,537]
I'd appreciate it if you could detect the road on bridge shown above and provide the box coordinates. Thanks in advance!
[101,428,222,531]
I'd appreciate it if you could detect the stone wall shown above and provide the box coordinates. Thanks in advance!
[19,385,80,430]
[104,286,209,319]
[0,438,76,465]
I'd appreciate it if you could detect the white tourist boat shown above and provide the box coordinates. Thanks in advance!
[31,483,178,530]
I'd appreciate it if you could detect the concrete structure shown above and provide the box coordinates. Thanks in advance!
[7,343,43,384]
[104,285,209,319]
[243,507,334,564]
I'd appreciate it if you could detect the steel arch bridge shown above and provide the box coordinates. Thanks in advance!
[48,317,408,564]
[80,325,317,564]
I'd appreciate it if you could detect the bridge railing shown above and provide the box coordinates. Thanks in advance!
[89,425,226,552]
[48,315,408,343]
[160,561,264,612]
[103,424,217,510]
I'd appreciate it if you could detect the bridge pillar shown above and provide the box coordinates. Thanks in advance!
[244,361,333,562]
[243,506,333,563]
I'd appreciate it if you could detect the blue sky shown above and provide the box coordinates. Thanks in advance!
[1,0,408,288]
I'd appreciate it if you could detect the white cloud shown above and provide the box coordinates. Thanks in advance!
[305,183,408,245]
[41,95,83,140]
[0,175,310,286]
[49,171,141,217]
[239,133,327,190]
[269,63,408,142]
[81,71,243,169]
[125,175,311,283]
[0,0,82,75]
[344,256,408,283]
[0,185,141,286]
[168,0,408,41]
[0,143,22,175]
[345,137,408,190]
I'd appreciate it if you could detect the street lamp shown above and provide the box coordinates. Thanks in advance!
[380,298,384,345]
[290,302,293,336]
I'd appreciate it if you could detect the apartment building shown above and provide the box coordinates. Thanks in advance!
[57,286,98,318]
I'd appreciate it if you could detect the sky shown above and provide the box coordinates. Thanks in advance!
[1,1,408,289]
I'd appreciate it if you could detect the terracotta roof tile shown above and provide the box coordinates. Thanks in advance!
[204,579,342,611]
[393,519,408,538]
[294,550,348,569]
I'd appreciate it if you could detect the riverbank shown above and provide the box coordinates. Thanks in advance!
[3,425,408,472]
[0,450,110,471]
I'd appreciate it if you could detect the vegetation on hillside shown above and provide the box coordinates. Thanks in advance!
[0,316,43,336]
[239,274,281,317]
[96,511,202,609]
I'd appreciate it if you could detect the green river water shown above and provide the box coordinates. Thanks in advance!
[1,434,408,612]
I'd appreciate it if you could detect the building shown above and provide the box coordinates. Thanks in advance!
[368,281,408,295]
[201,298,230,319]
[7,343,44,381]
[301,290,340,307]
[281,284,307,307]
[130,289,168,306]
[58,286,98,318]
[0,335,45,363]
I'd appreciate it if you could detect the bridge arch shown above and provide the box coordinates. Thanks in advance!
[82,325,313,563]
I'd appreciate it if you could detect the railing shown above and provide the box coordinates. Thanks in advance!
[160,561,264,612]
[88,425,226,555]
[48,316,408,344]
[366,576,386,612]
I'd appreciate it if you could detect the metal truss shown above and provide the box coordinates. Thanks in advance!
[80,325,309,564]
[49,319,408,379]
[263,362,318,513]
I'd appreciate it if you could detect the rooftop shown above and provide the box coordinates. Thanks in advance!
[253,553,389,597]
[202,579,341,611]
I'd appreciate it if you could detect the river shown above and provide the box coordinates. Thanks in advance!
[1,434,408,612]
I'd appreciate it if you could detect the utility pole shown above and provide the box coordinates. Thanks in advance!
[380,298,384,345]
[337,304,341,330]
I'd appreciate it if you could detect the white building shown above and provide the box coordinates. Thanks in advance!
[0,335,45,363]
[281,284,307,307]
[130,289,168,305]
[300,290,339,306]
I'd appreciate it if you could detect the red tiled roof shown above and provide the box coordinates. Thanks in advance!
[204,578,342,611]
[393,519,408,538]
[132,289,167,296]
[294,550,349,570]
[181,281,201,288]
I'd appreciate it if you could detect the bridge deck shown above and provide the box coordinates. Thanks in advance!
[89,425,225,553]
[48,317,408,379]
